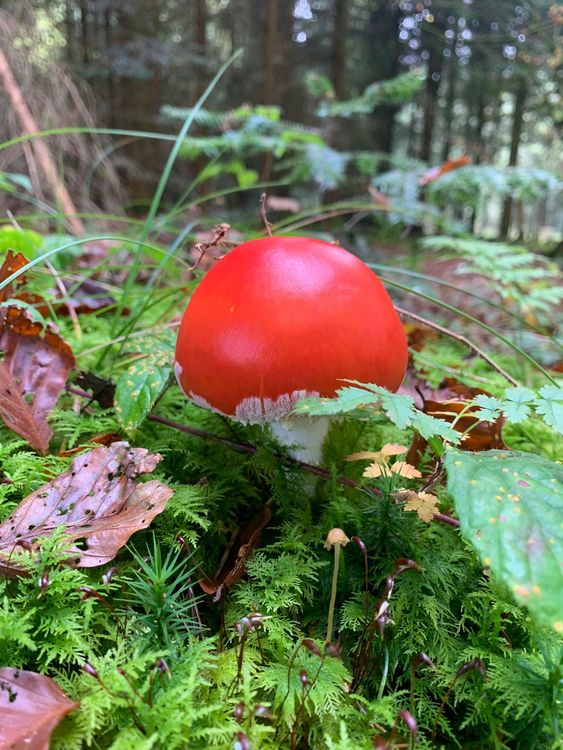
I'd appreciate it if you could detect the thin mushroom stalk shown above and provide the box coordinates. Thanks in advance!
[325,528,350,643]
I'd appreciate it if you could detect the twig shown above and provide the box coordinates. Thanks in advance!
[46,261,82,339]
[396,305,520,386]
[260,193,273,237]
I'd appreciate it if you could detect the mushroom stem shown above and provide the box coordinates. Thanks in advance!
[269,415,330,465]
[326,543,341,644]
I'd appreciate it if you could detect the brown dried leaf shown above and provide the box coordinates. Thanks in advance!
[58,432,123,457]
[347,445,407,463]
[266,195,301,214]
[0,306,75,453]
[0,251,29,302]
[200,503,272,601]
[0,667,78,750]
[380,444,409,457]
[396,490,439,523]
[389,461,422,479]
[345,451,383,462]
[363,462,392,478]
[0,442,173,576]
[402,376,506,467]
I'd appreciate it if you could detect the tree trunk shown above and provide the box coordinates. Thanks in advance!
[367,0,402,155]
[331,0,348,99]
[262,0,278,103]
[79,0,89,65]
[420,11,446,162]
[195,0,207,98]
[64,0,74,63]
[500,77,527,238]
[104,8,116,127]
[441,51,458,161]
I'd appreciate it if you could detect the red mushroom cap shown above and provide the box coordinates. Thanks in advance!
[175,236,408,423]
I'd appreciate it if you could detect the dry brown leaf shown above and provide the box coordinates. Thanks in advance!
[380,444,409,457]
[0,442,173,576]
[347,445,407,463]
[0,667,78,750]
[363,462,393,478]
[0,306,75,453]
[396,490,439,522]
[200,502,272,601]
[400,376,506,467]
[390,461,423,479]
[346,451,383,462]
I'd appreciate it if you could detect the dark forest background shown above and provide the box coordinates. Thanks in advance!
[0,0,561,240]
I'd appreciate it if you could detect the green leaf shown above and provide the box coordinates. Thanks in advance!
[294,387,380,416]
[114,329,176,433]
[534,385,563,434]
[500,387,536,423]
[412,411,461,443]
[445,448,563,631]
[472,394,502,421]
[115,361,172,434]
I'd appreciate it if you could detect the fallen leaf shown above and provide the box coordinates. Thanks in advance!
[200,503,272,601]
[55,277,118,315]
[266,195,301,213]
[74,371,116,408]
[420,155,471,186]
[0,667,78,750]
[402,376,506,467]
[0,442,173,576]
[0,307,75,453]
[58,432,123,457]
[395,490,439,522]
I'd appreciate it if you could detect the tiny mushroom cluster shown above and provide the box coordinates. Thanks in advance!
[175,235,408,463]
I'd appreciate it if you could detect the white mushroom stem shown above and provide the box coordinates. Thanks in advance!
[269,415,330,465]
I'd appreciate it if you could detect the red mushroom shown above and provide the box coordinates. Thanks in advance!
[175,236,407,463]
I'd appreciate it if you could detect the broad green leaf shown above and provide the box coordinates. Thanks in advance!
[114,329,176,432]
[534,385,563,434]
[115,362,172,433]
[445,448,563,632]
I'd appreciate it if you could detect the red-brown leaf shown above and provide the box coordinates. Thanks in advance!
[0,442,173,576]
[0,306,75,453]
[420,155,471,186]
[0,668,78,750]
[200,502,272,601]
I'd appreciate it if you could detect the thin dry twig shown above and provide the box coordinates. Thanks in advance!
[191,223,231,272]
[45,260,82,340]
[260,193,273,237]
[396,305,520,387]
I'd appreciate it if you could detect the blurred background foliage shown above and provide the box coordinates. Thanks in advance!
[0,0,561,243]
